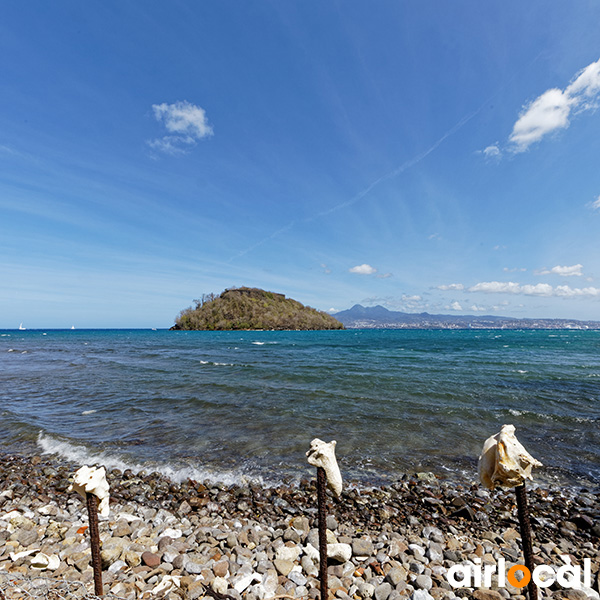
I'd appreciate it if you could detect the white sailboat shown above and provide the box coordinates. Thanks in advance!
[18,323,26,330]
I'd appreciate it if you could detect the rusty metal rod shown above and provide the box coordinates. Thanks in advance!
[317,466,328,600]
[515,483,537,600]
[86,492,103,597]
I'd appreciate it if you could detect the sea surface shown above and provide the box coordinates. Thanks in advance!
[1,329,599,489]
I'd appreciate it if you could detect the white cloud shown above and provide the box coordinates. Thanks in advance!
[546,264,583,277]
[376,272,393,279]
[589,196,600,211]
[321,263,332,275]
[468,281,600,298]
[448,301,463,311]
[437,283,464,291]
[149,101,213,154]
[503,267,527,273]
[349,264,377,275]
[507,58,600,152]
[470,304,487,312]
[483,144,501,159]
[402,294,422,302]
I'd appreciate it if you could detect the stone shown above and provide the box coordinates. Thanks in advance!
[353,538,374,557]
[473,591,505,600]
[385,567,407,587]
[411,591,434,600]
[17,528,39,547]
[124,550,141,567]
[141,551,161,568]
[414,575,432,591]
[276,545,301,562]
[375,582,393,600]
[274,559,295,576]
[214,559,229,577]
[212,577,229,595]
[328,543,352,564]
[358,582,376,599]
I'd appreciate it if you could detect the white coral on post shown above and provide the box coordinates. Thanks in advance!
[69,465,110,516]
[478,424,542,490]
[306,438,342,498]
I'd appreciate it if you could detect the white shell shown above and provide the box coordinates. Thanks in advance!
[152,575,181,595]
[306,438,343,498]
[478,424,542,490]
[68,465,111,516]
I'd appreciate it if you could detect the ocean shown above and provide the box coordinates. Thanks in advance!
[1,328,598,489]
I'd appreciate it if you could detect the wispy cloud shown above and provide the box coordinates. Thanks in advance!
[482,144,501,160]
[468,281,600,297]
[509,58,600,152]
[437,283,464,291]
[503,267,527,273]
[149,101,213,154]
[588,195,600,211]
[349,264,377,275]
[535,264,583,277]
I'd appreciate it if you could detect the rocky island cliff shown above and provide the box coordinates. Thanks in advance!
[172,287,344,331]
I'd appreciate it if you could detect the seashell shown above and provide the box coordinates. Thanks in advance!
[152,575,181,595]
[68,465,110,516]
[306,438,343,498]
[30,552,60,570]
[478,424,542,490]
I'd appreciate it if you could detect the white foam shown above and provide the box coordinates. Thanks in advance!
[81,410,97,415]
[251,342,265,345]
[36,432,269,487]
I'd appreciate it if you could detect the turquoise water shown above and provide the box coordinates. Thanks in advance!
[1,328,598,488]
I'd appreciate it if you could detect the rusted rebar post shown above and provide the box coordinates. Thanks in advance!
[515,483,537,600]
[86,492,103,596]
[317,466,328,600]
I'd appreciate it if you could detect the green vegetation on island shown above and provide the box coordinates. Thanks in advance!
[172,287,345,331]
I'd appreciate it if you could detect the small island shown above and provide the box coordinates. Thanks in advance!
[171,287,344,330]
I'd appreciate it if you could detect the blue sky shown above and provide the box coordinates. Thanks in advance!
[2,2,600,328]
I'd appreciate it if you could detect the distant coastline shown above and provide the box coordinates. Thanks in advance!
[334,304,600,330]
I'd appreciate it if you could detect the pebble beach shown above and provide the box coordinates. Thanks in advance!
[1,453,599,600]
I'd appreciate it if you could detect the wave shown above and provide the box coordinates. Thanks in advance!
[506,408,596,424]
[36,432,269,487]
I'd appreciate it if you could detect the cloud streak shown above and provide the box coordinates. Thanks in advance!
[468,281,600,298]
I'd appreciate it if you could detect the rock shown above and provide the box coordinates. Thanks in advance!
[353,538,375,557]
[276,545,301,562]
[358,582,376,599]
[212,577,229,595]
[414,575,432,591]
[328,543,352,564]
[274,559,295,576]
[17,529,39,546]
[385,567,407,587]
[288,570,307,586]
[375,582,393,600]
[473,591,505,600]
[124,550,141,567]
[411,591,434,600]
[141,551,161,568]
[213,560,229,577]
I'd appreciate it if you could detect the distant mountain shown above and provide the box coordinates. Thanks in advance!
[334,304,600,330]
[172,287,344,330]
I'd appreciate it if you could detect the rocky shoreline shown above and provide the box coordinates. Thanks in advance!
[0,452,598,600]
